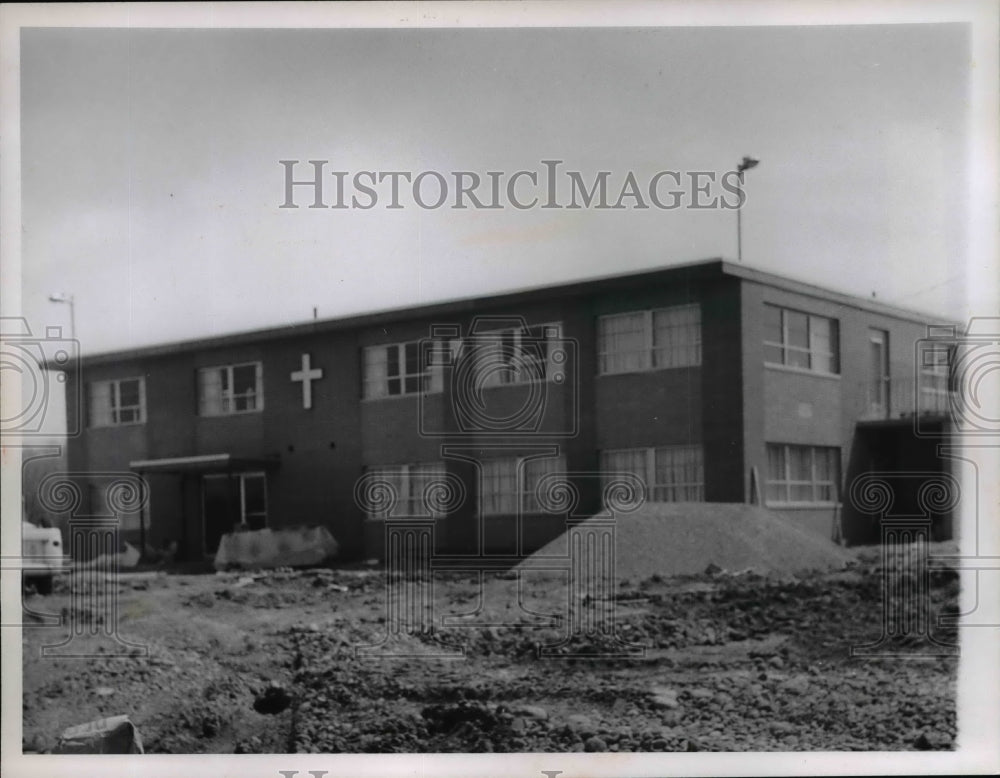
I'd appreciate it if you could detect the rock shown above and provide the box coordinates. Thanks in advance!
[567,713,594,733]
[913,731,950,750]
[704,563,723,576]
[768,655,785,669]
[513,705,548,720]
[688,687,713,701]
[253,682,292,715]
[53,715,144,754]
[649,687,680,709]
[584,735,607,752]
[782,677,810,695]
[94,687,115,697]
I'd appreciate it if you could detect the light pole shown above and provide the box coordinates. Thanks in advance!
[48,292,76,341]
[736,156,759,263]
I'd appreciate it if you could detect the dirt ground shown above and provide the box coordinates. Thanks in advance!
[22,546,959,753]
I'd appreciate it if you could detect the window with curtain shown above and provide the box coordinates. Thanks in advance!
[480,455,567,516]
[598,305,701,374]
[599,445,704,503]
[88,377,146,427]
[364,462,447,518]
[197,362,263,415]
[766,444,840,504]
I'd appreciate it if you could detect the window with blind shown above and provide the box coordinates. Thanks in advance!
[597,305,701,374]
[480,455,567,516]
[364,462,447,518]
[600,446,704,503]
[763,305,839,374]
[766,444,840,505]
[197,362,263,416]
[88,377,146,427]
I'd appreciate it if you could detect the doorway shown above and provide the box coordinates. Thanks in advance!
[201,472,268,554]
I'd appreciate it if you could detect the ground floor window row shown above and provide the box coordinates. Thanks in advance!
[363,446,705,519]
[110,444,838,538]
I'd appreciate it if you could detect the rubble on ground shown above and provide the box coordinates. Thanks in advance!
[23,545,958,753]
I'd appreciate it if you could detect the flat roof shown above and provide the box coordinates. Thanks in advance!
[59,257,956,370]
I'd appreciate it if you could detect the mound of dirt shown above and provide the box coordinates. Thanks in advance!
[519,503,853,580]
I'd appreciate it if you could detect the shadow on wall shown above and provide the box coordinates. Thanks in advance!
[841,421,953,546]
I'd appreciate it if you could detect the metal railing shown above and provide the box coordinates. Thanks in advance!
[858,375,954,421]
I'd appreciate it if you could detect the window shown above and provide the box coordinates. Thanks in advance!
[89,484,142,530]
[198,362,263,415]
[766,444,840,505]
[920,345,952,413]
[473,323,563,387]
[202,472,267,529]
[598,305,701,374]
[764,305,839,374]
[364,462,447,518]
[480,455,567,516]
[868,328,890,414]
[600,446,704,503]
[88,377,146,427]
[363,340,448,399]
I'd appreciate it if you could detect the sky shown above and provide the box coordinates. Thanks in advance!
[20,23,974,356]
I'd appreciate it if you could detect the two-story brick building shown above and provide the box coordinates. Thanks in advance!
[50,258,956,562]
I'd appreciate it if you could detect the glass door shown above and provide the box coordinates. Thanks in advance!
[202,472,268,554]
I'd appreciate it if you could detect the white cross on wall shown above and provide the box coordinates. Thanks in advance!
[291,353,324,410]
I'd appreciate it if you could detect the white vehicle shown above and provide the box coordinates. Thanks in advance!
[22,521,69,594]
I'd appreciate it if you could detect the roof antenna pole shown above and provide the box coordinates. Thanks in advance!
[735,156,760,263]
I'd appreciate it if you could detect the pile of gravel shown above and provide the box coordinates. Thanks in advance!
[520,503,853,580]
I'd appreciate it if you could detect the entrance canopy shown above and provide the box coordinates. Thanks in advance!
[128,453,280,474]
